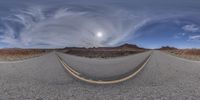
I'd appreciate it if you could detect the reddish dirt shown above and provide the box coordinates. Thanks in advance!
[0,44,147,60]
[0,49,48,61]
[183,49,200,56]
[61,44,147,58]
[162,49,200,61]
[64,50,145,58]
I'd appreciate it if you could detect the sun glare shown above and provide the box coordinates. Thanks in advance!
[96,32,103,38]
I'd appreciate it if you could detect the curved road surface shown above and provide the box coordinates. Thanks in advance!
[57,52,151,84]
[0,51,199,100]
[57,51,151,80]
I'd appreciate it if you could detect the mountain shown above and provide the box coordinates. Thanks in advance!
[62,43,146,58]
[117,43,145,50]
[158,46,178,50]
[63,43,146,51]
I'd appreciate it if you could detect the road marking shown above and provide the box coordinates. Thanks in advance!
[57,54,152,84]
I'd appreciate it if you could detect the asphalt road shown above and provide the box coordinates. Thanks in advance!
[57,51,151,80]
[0,51,200,100]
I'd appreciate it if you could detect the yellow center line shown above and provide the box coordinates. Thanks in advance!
[57,54,152,84]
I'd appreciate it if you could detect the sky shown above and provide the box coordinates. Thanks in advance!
[0,0,200,48]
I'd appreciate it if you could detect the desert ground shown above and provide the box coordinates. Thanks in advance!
[159,46,200,61]
[0,49,48,61]
[0,44,146,61]
[60,44,146,58]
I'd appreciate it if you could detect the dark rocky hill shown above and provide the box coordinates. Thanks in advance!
[158,46,178,50]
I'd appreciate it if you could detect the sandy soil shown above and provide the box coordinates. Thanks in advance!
[0,53,46,61]
[64,50,145,58]
[0,49,48,61]
[163,49,200,61]
[0,48,145,61]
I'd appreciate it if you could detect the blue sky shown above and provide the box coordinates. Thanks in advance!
[0,0,200,48]
[127,18,200,48]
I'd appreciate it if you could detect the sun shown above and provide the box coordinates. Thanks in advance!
[96,32,103,38]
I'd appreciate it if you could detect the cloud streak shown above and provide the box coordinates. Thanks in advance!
[182,24,200,33]
[0,6,151,48]
[0,0,200,48]
[189,35,200,41]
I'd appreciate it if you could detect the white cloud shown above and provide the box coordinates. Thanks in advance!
[181,33,186,36]
[189,35,200,41]
[0,6,150,48]
[0,4,196,48]
[182,24,200,32]
[173,32,186,39]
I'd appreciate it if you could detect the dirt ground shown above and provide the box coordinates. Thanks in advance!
[0,49,48,61]
[64,50,145,58]
[162,49,200,61]
[0,44,147,61]
[0,48,145,61]
[1,48,199,61]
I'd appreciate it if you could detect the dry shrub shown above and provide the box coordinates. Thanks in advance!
[183,49,200,56]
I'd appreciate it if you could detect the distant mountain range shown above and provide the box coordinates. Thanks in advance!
[158,46,178,50]
[1,44,191,50]
[62,43,146,58]
[64,43,146,51]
